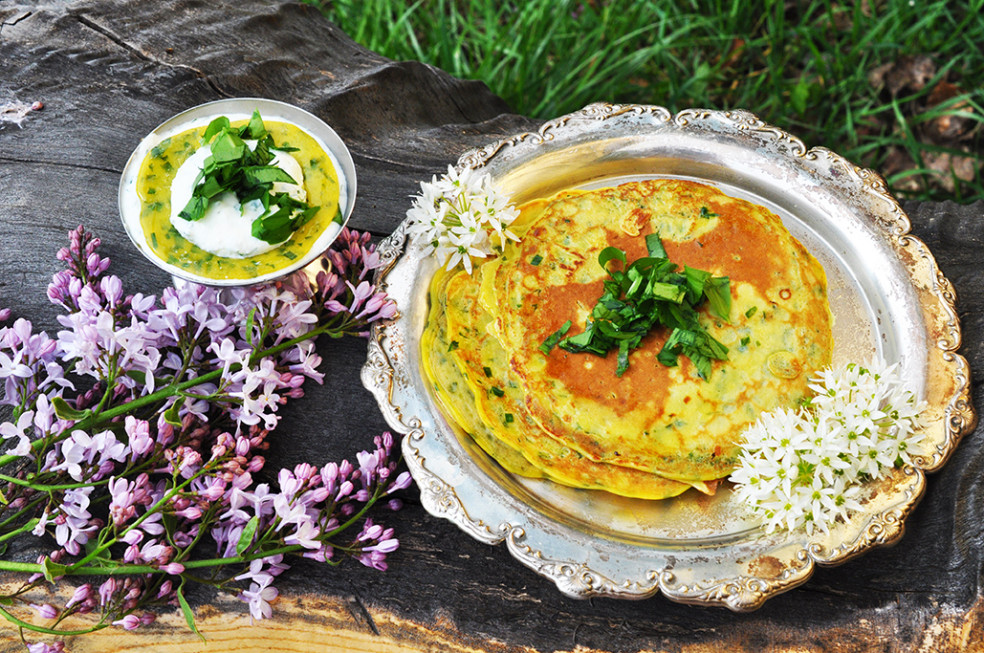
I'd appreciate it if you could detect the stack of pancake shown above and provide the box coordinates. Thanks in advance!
[421,179,832,499]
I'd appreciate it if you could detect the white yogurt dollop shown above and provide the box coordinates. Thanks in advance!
[169,143,307,258]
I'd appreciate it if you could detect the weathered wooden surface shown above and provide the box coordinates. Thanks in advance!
[1,1,983,651]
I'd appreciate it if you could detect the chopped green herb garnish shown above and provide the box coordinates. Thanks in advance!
[740,336,751,347]
[699,206,719,219]
[483,366,492,377]
[539,320,572,354]
[504,413,514,424]
[490,386,505,397]
[745,306,758,318]
[530,254,544,266]
[540,233,730,379]
[448,340,459,352]
[177,111,319,245]
[150,139,171,159]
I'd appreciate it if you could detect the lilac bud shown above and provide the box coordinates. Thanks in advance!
[31,603,58,620]
[308,487,330,504]
[200,479,226,502]
[157,580,173,599]
[64,583,92,609]
[99,578,118,606]
[175,506,202,520]
[113,614,141,631]
[160,562,185,575]
[337,481,354,500]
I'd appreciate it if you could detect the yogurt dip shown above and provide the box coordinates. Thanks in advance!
[132,113,345,281]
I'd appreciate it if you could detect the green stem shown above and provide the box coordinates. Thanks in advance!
[67,470,201,572]
[0,545,305,577]
[0,519,38,544]
[0,603,108,637]
[0,321,352,470]
[0,472,113,492]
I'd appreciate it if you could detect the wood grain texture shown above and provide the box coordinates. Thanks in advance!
[1,1,983,651]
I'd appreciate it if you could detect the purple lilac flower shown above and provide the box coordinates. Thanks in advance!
[53,487,98,555]
[27,642,66,653]
[1,226,410,636]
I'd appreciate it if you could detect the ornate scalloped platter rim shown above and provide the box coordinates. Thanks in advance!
[361,103,975,611]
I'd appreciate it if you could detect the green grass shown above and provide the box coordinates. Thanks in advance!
[309,0,984,202]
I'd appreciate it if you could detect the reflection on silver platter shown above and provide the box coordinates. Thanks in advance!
[361,103,975,610]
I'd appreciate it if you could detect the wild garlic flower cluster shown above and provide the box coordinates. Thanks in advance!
[0,226,407,650]
[729,360,927,535]
[405,165,520,273]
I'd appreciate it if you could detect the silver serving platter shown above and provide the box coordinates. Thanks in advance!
[361,103,976,610]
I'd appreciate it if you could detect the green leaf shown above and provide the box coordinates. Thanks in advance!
[243,110,268,140]
[649,281,685,303]
[539,320,571,353]
[237,516,259,556]
[51,396,92,422]
[202,116,231,143]
[616,340,630,377]
[598,246,627,272]
[683,265,710,299]
[163,400,182,427]
[209,132,246,163]
[243,166,297,186]
[244,307,258,348]
[704,276,732,322]
[178,195,207,222]
[645,233,667,258]
[177,578,206,642]
[42,557,68,584]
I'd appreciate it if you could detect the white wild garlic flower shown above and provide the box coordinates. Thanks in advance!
[405,165,520,273]
[730,360,927,535]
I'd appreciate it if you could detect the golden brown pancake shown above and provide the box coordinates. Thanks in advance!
[441,266,696,499]
[421,269,545,478]
[422,178,833,496]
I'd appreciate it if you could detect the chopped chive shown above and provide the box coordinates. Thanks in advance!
[530,254,543,266]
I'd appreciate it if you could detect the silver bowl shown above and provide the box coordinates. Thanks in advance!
[118,97,357,286]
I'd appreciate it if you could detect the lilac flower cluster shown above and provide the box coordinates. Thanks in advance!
[0,226,406,650]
